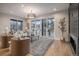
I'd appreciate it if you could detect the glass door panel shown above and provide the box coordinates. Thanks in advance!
[30,18,54,39]
[31,20,42,36]
[47,19,54,36]
[42,19,46,36]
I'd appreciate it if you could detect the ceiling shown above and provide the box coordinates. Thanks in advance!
[0,3,69,18]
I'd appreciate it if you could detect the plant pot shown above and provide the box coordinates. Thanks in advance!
[60,37,65,42]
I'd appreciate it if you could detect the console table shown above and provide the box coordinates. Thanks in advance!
[1,35,13,48]
[11,37,30,56]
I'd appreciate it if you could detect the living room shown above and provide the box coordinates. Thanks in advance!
[0,3,78,56]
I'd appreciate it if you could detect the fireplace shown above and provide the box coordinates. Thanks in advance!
[69,3,79,55]
[70,36,76,53]
[70,34,78,55]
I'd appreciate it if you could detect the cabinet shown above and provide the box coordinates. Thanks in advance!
[11,37,30,56]
[1,35,11,48]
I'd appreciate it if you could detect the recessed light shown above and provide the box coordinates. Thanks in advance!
[21,4,24,8]
[53,8,57,11]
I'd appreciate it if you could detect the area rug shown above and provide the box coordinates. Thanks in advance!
[30,39,53,56]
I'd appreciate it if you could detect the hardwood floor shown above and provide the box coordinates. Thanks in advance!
[0,48,10,56]
[44,40,74,56]
[0,40,74,56]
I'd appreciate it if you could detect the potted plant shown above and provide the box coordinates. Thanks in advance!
[58,17,66,42]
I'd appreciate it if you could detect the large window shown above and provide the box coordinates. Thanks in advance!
[10,19,23,32]
[31,18,54,37]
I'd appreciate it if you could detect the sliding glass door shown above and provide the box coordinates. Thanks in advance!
[31,20,42,36]
[30,18,54,39]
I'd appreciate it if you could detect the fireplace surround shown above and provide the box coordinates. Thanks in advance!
[69,3,79,55]
[70,36,76,53]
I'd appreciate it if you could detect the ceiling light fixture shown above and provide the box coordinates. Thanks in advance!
[53,8,57,11]
[26,9,36,19]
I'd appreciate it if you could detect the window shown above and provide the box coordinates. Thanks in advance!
[10,19,23,32]
[31,18,54,36]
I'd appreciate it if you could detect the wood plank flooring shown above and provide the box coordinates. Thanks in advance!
[0,40,74,56]
[44,40,74,56]
[0,48,10,56]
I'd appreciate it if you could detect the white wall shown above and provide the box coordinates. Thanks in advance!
[0,10,69,42]
[53,10,69,41]
[0,12,25,35]
[34,10,69,42]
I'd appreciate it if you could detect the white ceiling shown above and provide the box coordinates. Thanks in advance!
[0,3,69,17]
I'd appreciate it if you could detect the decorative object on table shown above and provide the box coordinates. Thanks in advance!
[23,26,29,37]
[13,31,20,39]
[9,29,15,35]
[13,30,29,40]
[58,17,66,42]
